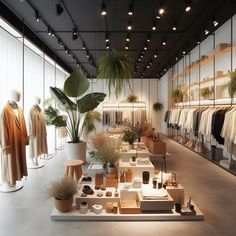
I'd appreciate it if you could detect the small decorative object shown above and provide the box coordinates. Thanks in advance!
[106,191,112,197]
[95,185,100,190]
[80,201,88,214]
[46,177,77,212]
[82,185,94,195]
[175,203,182,213]
[81,176,92,182]
[152,102,163,111]
[120,171,125,183]
[132,156,136,162]
[92,204,103,214]
[114,188,119,197]
[100,185,106,191]
[126,94,138,103]
[96,192,103,197]
[152,179,157,189]
[81,193,87,197]
[105,202,113,213]
[125,169,133,182]
[122,130,137,147]
[158,182,162,189]
[95,172,103,186]
[142,171,150,184]
[113,202,118,214]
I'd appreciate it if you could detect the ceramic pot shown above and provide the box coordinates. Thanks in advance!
[54,197,73,212]
[66,141,86,162]
[107,164,117,174]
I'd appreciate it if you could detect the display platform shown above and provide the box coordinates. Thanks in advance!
[51,203,204,221]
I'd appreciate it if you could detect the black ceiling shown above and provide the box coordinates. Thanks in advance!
[1,0,236,78]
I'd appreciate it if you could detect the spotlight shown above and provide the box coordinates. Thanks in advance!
[154,53,157,58]
[68,51,71,56]
[147,65,150,69]
[152,20,157,31]
[106,42,110,49]
[56,4,64,16]
[72,28,78,41]
[125,43,129,50]
[172,21,177,31]
[144,44,147,50]
[101,3,107,16]
[35,11,41,22]
[105,33,109,42]
[156,15,161,19]
[126,33,130,42]
[128,3,134,16]
[76,61,80,67]
[86,51,90,58]
[47,27,54,36]
[158,3,165,15]
[147,33,151,42]
[162,39,166,45]
[138,58,141,62]
[127,19,132,30]
[185,0,191,12]
[82,42,86,50]
[213,18,218,27]
[58,38,63,47]
[183,51,186,55]
[204,29,209,35]
[149,60,152,65]
[140,55,143,58]
[64,47,68,53]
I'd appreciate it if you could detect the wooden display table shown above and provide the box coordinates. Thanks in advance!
[64,160,83,182]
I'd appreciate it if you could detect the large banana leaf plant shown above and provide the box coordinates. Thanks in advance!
[50,68,106,143]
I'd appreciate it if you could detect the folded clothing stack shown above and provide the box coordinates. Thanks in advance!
[141,188,168,200]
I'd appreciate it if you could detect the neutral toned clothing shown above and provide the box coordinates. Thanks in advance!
[0,103,28,185]
[28,105,48,159]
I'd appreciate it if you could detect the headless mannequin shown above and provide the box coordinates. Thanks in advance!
[0,90,23,192]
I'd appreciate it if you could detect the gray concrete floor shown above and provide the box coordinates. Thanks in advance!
[0,137,236,236]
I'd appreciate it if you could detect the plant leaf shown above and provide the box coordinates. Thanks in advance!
[50,87,76,112]
[63,68,90,98]
[77,92,106,113]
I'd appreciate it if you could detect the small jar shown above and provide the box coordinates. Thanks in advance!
[80,201,88,214]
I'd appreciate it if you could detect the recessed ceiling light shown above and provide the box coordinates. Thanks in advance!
[144,45,147,50]
[147,33,151,42]
[147,65,150,69]
[105,32,109,42]
[183,51,186,54]
[106,42,110,49]
[152,20,157,31]
[185,0,192,12]
[162,40,166,45]
[126,33,130,42]
[127,19,132,30]
[140,55,143,58]
[158,3,165,15]
[125,43,129,50]
[154,53,157,58]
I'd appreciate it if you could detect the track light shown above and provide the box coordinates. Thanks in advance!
[204,29,209,35]
[149,60,152,65]
[72,28,78,41]
[144,43,147,50]
[76,61,80,67]
[68,51,71,56]
[47,27,54,36]
[128,3,134,16]
[152,20,157,31]
[147,65,150,69]
[106,42,110,49]
[162,39,166,45]
[172,21,177,31]
[127,19,132,30]
[183,50,186,55]
[158,2,165,15]
[35,11,41,22]
[185,0,191,12]
[86,51,90,58]
[140,55,143,58]
[125,43,129,50]
[56,4,64,16]
[58,38,63,47]
[156,14,161,19]
[101,3,107,16]
[82,42,86,50]
[154,53,157,58]
[147,33,151,42]
[105,33,109,42]
[138,58,141,62]
[126,33,130,42]
[213,18,218,27]
[64,47,68,53]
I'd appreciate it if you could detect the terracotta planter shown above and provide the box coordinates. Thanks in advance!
[66,141,87,162]
[54,197,73,212]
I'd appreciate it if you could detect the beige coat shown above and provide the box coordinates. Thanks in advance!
[28,105,48,158]
[0,103,28,185]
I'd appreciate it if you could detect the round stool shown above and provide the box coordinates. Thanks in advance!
[64,160,83,182]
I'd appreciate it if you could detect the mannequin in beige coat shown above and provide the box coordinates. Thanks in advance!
[0,90,28,192]
[28,96,48,167]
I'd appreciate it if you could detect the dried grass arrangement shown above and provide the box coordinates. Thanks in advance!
[90,132,109,149]
[46,177,77,200]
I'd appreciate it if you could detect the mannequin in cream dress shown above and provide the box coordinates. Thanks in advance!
[28,96,48,168]
[0,90,28,192]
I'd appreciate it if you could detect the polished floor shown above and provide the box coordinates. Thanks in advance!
[0,136,236,236]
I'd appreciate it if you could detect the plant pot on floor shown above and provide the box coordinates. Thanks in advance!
[66,142,87,162]
[107,164,117,174]
[54,197,73,212]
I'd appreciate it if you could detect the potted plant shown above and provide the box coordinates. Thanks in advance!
[126,94,138,103]
[152,102,163,111]
[94,141,120,174]
[46,177,77,212]
[172,88,183,103]
[98,49,133,98]
[122,130,137,149]
[228,69,236,98]
[50,68,106,162]
[200,87,212,100]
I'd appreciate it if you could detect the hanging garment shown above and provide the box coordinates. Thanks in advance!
[28,105,48,159]
[0,103,28,185]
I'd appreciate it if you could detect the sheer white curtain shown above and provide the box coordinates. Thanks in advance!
[0,28,23,108]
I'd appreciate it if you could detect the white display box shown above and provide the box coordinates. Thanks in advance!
[119,146,150,162]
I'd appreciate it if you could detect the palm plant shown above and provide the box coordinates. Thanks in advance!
[98,49,133,98]
[127,94,138,103]
[50,68,106,143]
[200,87,212,99]
[153,102,163,111]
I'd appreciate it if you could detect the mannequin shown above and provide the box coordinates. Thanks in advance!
[0,90,28,192]
[28,96,48,168]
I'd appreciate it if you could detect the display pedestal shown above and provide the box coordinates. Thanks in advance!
[0,182,23,193]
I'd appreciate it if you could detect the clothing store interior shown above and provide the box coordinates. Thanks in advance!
[0,1,236,236]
